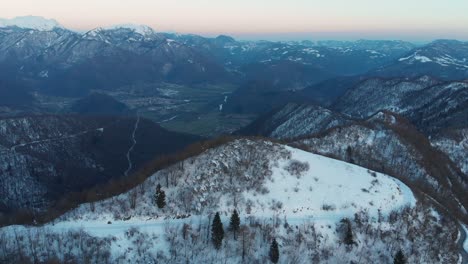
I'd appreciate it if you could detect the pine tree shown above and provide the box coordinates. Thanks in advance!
[154,184,166,209]
[393,249,406,264]
[156,189,166,209]
[211,212,224,250]
[343,219,354,246]
[229,209,240,240]
[346,146,355,164]
[269,238,279,263]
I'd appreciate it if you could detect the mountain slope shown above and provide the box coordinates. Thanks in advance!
[2,139,458,263]
[0,115,199,213]
[431,128,468,175]
[333,76,468,133]
[222,80,310,115]
[236,103,353,139]
[299,76,365,106]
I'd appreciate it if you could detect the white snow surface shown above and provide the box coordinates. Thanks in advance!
[413,55,432,62]
[0,16,62,31]
[242,146,415,219]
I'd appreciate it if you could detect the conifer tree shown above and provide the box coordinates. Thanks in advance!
[343,219,354,246]
[393,249,406,264]
[211,212,224,250]
[229,209,240,240]
[269,238,279,263]
[154,184,166,209]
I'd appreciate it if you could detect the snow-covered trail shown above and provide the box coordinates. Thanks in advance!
[158,115,178,123]
[219,95,228,111]
[124,116,140,177]
[459,224,468,264]
[20,214,376,239]
[8,127,104,152]
[49,219,172,238]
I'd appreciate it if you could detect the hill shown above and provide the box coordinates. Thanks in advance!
[0,139,459,263]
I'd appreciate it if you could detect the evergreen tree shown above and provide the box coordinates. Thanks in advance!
[343,219,354,246]
[154,184,166,209]
[346,146,355,163]
[156,189,166,209]
[269,238,279,263]
[229,209,241,240]
[393,249,406,264]
[211,212,224,250]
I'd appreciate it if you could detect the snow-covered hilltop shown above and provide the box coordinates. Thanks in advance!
[0,16,62,31]
[0,139,459,263]
[62,139,415,220]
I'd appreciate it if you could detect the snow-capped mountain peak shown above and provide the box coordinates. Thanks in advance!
[106,23,155,36]
[0,15,62,31]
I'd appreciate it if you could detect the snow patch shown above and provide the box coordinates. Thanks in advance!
[463,224,468,253]
[399,53,433,63]
[38,70,48,78]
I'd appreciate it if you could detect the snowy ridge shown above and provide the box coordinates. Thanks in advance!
[0,16,62,31]
[237,103,354,139]
[106,23,156,36]
[398,52,432,63]
[398,50,468,68]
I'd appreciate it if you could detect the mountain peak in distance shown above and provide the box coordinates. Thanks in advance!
[0,15,63,31]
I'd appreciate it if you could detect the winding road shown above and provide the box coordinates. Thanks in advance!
[124,116,140,177]
[458,223,468,264]
[8,128,104,152]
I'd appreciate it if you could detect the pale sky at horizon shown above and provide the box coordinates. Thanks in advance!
[2,0,468,41]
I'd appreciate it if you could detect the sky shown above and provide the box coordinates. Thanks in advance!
[2,0,468,41]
